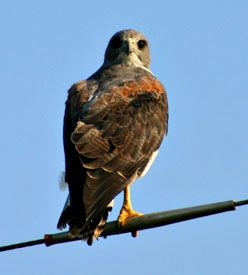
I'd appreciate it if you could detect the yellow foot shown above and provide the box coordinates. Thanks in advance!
[118,184,143,237]
[117,206,143,227]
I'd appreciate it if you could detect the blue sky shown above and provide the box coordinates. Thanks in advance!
[0,1,247,274]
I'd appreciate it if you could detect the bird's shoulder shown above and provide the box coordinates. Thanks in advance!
[90,66,166,104]
[66,79,97,106]
[65,66,167,126]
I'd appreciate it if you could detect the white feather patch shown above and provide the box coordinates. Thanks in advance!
[139,150,159,178]
[59,171,68,191]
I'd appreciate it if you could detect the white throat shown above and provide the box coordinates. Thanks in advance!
[104,52,153,74]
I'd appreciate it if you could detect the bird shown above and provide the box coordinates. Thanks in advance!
[57,29,168,245]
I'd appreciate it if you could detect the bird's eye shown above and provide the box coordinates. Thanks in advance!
[137,39,147,50]
[111,36,122,48]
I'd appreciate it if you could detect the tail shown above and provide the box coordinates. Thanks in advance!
[57,196,114,245]
[81,200,114,245]
[57,195,71,230]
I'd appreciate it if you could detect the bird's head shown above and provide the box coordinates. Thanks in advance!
[103,29,151,70]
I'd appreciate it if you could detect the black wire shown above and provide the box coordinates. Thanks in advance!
[235,199,248,207]
[0,238,44,252]
[1,199,248,252]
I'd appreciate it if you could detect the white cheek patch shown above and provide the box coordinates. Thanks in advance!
[139,150,159,178]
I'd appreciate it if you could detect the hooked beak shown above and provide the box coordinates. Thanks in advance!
[124,39,135,55]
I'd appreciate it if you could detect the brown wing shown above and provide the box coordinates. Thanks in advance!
[57,80,96,230]
[71,75,168,226]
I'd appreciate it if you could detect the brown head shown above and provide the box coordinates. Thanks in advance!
[103,29,151,70]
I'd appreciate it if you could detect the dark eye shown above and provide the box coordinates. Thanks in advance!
[111,36,122,48]
[137,39,147,50]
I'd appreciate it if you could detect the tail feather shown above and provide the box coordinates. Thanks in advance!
[57,196,114,245]
[84,200,114,246]
[57,195,71,229]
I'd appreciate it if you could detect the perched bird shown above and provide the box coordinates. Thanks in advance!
[57,29,168,245]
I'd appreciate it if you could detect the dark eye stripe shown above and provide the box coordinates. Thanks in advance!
[137,39,147,50]
[111,36,122,48]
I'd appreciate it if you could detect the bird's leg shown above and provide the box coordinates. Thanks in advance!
[117,184,143,232]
